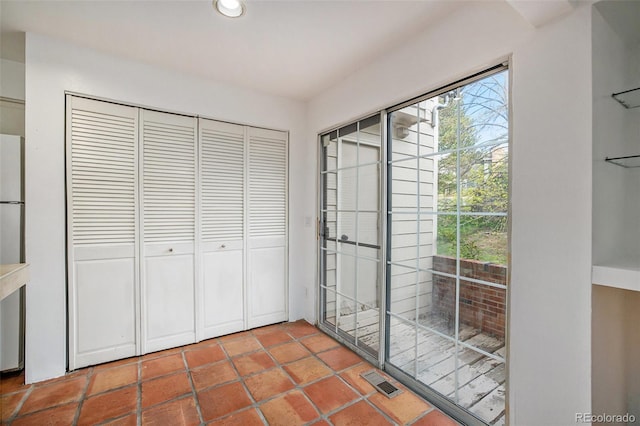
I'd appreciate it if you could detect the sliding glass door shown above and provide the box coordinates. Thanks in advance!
[318,66,509,425]
[386,68,509,425]
[319,115,382,358]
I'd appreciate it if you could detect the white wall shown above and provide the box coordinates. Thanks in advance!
[592,5,640,422]
[591,8,629,420]
[621,41,640,264]
[24,32,313,383]
[592,7,640,265]
[625,45,640,421]
[0,58,25,101]
[0,59,25,136]
[307,2,592,425]
[509,6,592,425]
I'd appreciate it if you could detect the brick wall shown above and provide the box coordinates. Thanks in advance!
[432,255,507,339]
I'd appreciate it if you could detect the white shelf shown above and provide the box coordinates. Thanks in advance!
[605,154,640,168]
[592,259,640,292]
[612,87,640,109]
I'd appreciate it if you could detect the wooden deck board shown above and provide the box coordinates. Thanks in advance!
[326,308,380,351]
[455,371,501,408]
[466,384,506,424]
[430,351,503,396]
[417,345,485,386]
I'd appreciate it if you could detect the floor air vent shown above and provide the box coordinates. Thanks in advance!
[361,370,402,398]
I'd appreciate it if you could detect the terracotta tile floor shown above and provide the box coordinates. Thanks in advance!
[0,320,460,425]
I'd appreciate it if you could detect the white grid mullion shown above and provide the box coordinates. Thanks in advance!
[458,340,506,364]
[321,159,380,174]
[322,247,380,263]
[414,105,421,379]
[388,211,507,217]
[387,137,506,167]
[425,268,507,290]
[454,89,462,404]
[335,139,342,337]
[322,208,379,214]
[354,124,360,346]
[323,286,378,313]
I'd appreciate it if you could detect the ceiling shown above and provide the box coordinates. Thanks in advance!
[0,1,579,101]
[0,0,469,101]
[595,0,640,47]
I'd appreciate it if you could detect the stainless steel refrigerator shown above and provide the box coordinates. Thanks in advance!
[0,134,25,371]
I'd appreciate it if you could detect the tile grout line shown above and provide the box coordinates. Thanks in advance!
[407,406,437,425]
[245,326,308,417]
[137,359,142,426]
[180,349,205,425]
[72,367,93,426]
[255,325,360,425]
[252,324,311,424]
[294,327,409,426]
[90,362,141,425]
[215,330,271,425]
[207,323,318,423]
[287,324,401,426]
[4,382,34,424]
[296,347,388,425]
[363,397,401,426]
[222,334,270,425]
[78,360,142,425]
[6,369,95,424]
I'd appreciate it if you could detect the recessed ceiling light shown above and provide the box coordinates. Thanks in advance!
[214,0,245,18]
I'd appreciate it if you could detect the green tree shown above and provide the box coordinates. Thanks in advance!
[435,73,509,264]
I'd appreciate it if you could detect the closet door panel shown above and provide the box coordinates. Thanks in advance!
[199,119,245,338]
[141,110,197,352]
[202,246,243,337]
[247,127,288,329]
[75,255,136,362]
[248,243,286,327]
[67,96,138,369]
[144,251,194,352]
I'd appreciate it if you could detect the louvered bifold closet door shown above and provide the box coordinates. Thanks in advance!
[66,96,139,369]
[247,127,288,328]
[199,119,245,338]
[140,109,197,353]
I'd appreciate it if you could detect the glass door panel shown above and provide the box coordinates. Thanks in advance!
[386,69,509,425]
[320,114,382,358]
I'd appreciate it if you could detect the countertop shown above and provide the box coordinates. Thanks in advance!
[0,263,29,301]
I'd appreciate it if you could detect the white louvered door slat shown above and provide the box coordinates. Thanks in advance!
[141,110,197,353]
[199,118,245,338]
[247,127,288,328]
[67,96,138,369]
